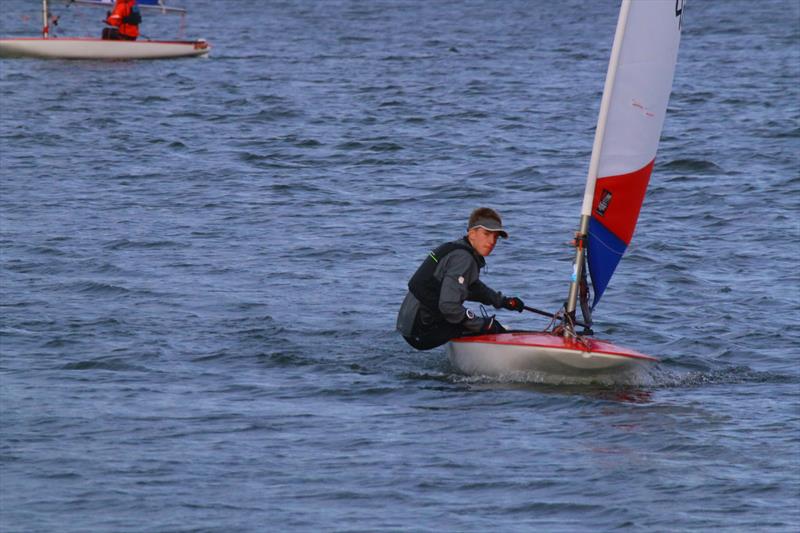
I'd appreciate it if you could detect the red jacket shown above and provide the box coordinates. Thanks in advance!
[106,0,140,39]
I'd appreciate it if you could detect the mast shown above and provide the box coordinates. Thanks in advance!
[564,0,633,335]
[42,0,49,38]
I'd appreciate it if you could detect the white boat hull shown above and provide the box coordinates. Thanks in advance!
[447,332,657,378]
[0,38,209,59]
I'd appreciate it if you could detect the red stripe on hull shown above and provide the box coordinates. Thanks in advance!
[452,332,657,361]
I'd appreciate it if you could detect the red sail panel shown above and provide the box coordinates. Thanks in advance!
[591,159,655,245]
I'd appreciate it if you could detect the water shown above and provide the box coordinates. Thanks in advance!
[1,0,799,531]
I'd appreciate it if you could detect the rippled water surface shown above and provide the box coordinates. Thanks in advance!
[1,0,799,531]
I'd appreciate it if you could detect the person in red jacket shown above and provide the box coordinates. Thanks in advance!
[102,0,141,41]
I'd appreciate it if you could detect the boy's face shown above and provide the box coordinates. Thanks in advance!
[468,227,500,257]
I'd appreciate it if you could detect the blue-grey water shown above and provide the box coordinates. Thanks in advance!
[1,0,799,531]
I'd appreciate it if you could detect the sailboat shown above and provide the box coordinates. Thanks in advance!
[0,0,209,60]
[447,0,685,378]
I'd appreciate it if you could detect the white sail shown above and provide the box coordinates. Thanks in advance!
[590,0,684,190]
[571,0,684,310]
[0,0,208,59]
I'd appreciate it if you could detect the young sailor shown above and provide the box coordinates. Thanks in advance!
[102,0,141,41]
[397,207,525,350]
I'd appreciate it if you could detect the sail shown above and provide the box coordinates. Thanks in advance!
[584,0,684,307]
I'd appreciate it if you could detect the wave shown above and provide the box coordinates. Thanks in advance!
[71,281,131,296]
[104,239,187,251]
[61,359,149,372]
[661,158,723,172]
[646,364,796,388]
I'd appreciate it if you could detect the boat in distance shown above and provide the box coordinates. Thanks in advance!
[0,37,209,59]
[0,0,208,60]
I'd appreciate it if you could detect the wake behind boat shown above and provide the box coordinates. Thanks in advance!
[0,0,209,60]
[448,0,685,380]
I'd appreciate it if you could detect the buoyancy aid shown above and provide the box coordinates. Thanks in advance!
[107,1,140,39]
[408,238,484,320]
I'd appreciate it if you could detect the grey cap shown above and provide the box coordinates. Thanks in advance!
[468,217,509,238]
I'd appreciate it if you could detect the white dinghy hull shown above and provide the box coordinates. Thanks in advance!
[0,38,209,59]
[447,332,657,378]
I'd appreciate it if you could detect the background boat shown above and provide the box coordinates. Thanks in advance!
[0,0,208,59]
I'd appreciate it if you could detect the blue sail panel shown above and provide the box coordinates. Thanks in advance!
[587,216,627,308]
